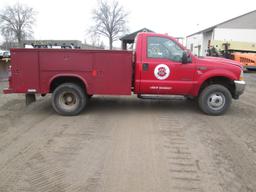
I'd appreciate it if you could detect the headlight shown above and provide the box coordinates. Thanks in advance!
[239,70,244,81]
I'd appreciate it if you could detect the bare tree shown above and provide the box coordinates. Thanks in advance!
[0,3,36,47]
[1,27,14,49]
[90,0,129,50]
[89,33,101,47]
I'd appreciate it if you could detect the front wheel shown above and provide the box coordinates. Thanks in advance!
[52,83,87,116]
[198,84,232,115]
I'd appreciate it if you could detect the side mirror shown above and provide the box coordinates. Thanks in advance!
[182,51,188,64]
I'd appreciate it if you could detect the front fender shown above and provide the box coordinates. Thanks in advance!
[192,69,237,96]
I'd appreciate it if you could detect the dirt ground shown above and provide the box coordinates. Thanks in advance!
[0,73,256,192]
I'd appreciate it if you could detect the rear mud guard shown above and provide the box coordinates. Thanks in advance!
[26,93,36,105]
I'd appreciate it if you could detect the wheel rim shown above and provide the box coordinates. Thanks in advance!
[207,92,225,111]
[58,91,79,111]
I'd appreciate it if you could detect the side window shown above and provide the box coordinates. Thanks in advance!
[147,36,184,62]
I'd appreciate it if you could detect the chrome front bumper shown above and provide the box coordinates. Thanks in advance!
[234,80,246,99]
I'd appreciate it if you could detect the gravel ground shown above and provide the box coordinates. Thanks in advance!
[0,73,256,192]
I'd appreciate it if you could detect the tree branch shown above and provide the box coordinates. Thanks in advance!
[89,0,129,49]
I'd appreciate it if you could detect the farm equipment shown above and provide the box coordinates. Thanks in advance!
[208,40,256,70]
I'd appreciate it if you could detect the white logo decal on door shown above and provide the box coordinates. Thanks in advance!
[154,64,170,80]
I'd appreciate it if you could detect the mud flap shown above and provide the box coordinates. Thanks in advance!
[26,93,36,105]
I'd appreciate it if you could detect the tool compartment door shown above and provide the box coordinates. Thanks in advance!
[11,49,40,93]
[92,51,132,95]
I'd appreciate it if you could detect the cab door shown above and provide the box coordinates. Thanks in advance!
[139,35,196,95]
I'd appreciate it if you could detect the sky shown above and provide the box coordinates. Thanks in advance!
[0,0,255,47]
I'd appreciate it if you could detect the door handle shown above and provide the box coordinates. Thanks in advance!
[142,63,149,71]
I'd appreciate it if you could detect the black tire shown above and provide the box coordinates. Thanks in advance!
[198,84,232,115]
[52,83,87,116]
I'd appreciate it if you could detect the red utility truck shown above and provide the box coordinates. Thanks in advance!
[4,32,245,115]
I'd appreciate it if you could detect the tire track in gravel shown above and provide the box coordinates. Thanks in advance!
[0,115,66,192]
[0,97,53,149]
[186,112,256,192]
[153,110,204,192]
[96,108,173,192]
[0,97,133,192]
[0,97,68,191]
[0,108,112,192]
[11,98,172,192]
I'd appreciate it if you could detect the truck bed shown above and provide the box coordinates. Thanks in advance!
[7,49,133,95]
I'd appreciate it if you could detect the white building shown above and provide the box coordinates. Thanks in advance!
[186,10,256,56]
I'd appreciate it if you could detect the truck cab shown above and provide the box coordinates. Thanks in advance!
[133,33,245,115]
[134,33,196,96]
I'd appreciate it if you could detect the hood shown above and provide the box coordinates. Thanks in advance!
[197,56,242,69]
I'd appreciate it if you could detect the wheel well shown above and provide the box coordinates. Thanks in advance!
[50,76,86,93]
[199,76,235,98]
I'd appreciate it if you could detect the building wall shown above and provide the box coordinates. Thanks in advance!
[186,11,256,56]
[187,28,256,56]
[214,28,256,43]
[186,34,203,56]
[202,30,213,56]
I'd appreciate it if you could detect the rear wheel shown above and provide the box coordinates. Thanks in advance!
[52,83,87,116]
[198,84,232,115]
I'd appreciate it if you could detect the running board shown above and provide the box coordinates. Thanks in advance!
[137,94,186,101]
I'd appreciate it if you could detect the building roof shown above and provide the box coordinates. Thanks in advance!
[187,10,256,37]
[120,28,154,42]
